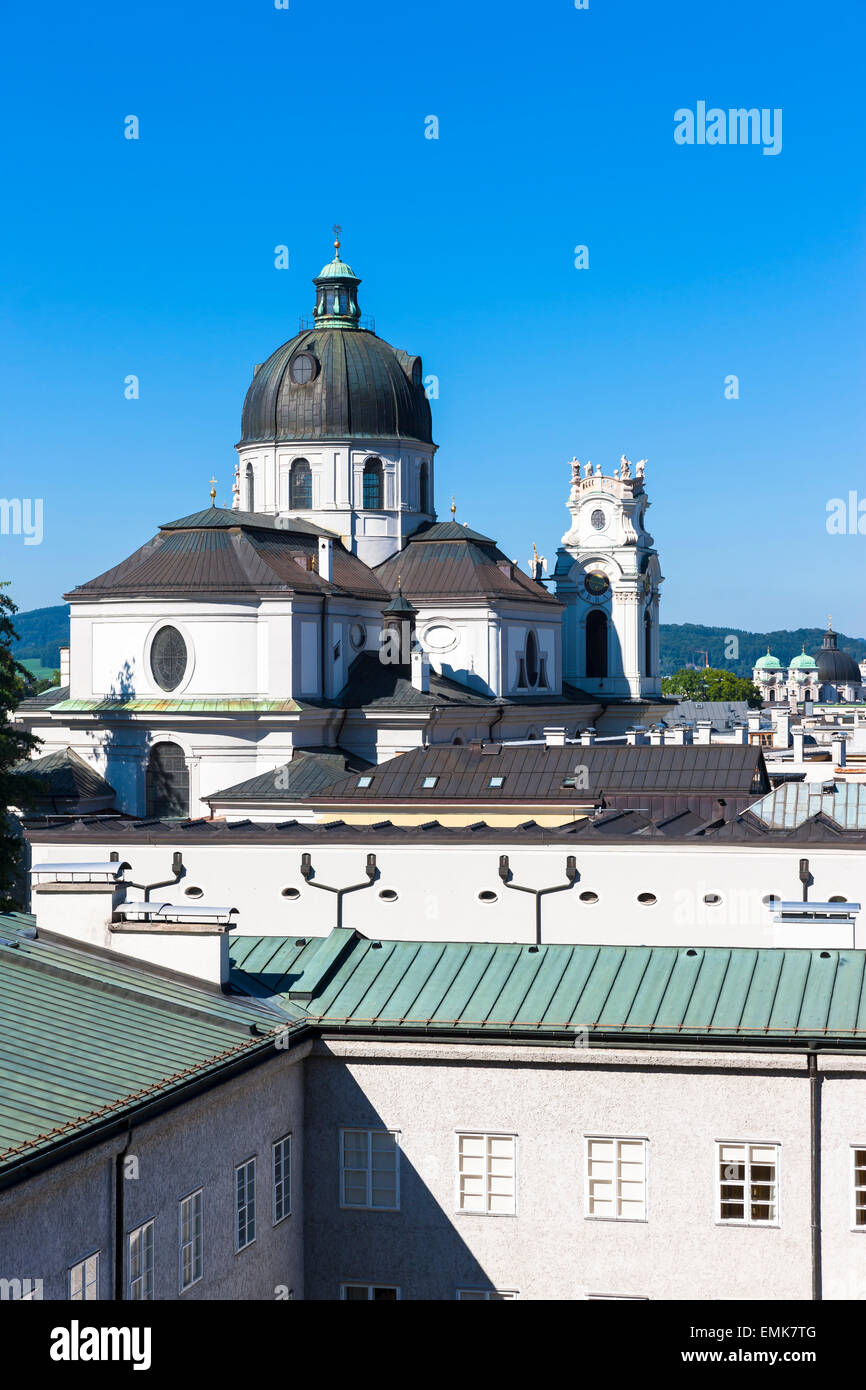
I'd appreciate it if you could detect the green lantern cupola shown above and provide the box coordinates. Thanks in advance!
[313,232,362,328]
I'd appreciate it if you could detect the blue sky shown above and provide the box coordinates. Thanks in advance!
[1,0,864,630]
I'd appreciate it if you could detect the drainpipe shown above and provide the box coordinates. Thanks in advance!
[300,853,377,929]
[799,857,811,903]
[809,1048,822,1301]
[114,1123,134,1300]
[497,855,578,945]
[125,851,184,902]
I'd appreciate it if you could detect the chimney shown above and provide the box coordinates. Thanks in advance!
[649,728,665,745]
[792,729,805,761]
[772,711,790,749]
[694,720,713,745]
[580,727,596,746]
[730,723,747,745]
[59,646,70,687]
[832,733,847,768]
[543,726,566,747]
[317,536,333,582]
[747,711,762,734]
[411,648,430,693]
[666,725,687,745]
[625,726,647,746]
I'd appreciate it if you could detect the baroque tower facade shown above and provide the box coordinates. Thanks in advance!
[554,455,663,700]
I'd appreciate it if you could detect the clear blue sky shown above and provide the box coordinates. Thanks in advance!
[1,0,864,631]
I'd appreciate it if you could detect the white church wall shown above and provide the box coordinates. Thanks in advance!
[24,837,866,954]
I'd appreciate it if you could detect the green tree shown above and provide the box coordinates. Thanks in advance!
[0,582,40,910]
[662,667,763,708]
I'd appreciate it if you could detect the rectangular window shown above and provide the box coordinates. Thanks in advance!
[356,776,373,789]
[717,1143,778,1225]
[236,1158,257,1250]
[585,1137,647,1221]
[179,1190,203,1290]
[340,1283,400,1300]
[340,1129,399,1210]
[457,1289,519,1300]
[488,776,505,789]
[273,1135,291,1225]
[456,1132,516,1215]
[421,776,438,789]
[68,1253,99,1301]
[853,1147,866,1229]
[127,1221,154,1300]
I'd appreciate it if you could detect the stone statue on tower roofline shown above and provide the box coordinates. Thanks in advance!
[636,458,646,478]
[620,454,631,479]
[570,457,581,484]
[584,460,593,478]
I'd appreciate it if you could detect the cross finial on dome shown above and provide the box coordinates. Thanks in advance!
[451,496,457,520]
[332,223,342,257]
[209,476,217,507]
[828,614,833,631]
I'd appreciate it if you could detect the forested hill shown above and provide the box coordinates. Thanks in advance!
[658,624,866,678]
[9,606,866,683]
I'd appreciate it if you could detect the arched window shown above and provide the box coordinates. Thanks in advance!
[525,630,539,687]
[768,688,775,702]
[246,462,254,513]
[145,743,189,819]
[644,609,652,677]
[363,458,383,509]
[290,458,312,509]
[150,625,187,692]
[586,610,608,679]
[419,460,430,513]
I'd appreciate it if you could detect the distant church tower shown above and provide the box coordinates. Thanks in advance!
[554,456,663,700]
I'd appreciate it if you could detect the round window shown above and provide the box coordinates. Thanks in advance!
[290,352,317,385]
[590,508,606,531]
[151,626,187,692]
[422,623,458,653]
[281,887,301,900]
[703,893,722,905]
[478,890,498,904]
[184,886,203,899]
[584,572,610,598]
[579,890,599,904]
[637,892,657,906]
[349,622,366,650]
[379,888,398,902]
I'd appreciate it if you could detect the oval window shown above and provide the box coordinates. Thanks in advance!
[579,891,599,904]
[281,887,300,900]
[290,352,317,384]
[703,893,722,905]
[422,623,457,653]
[184,886,203,899]
[151,625,187,692]
[591,508,606,531]
[637,892,657,906]
[379,889,398,902]
[478,890,498,904]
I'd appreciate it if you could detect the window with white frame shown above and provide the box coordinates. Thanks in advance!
[853,1147,866,1228]
[69,1252,99,1301]
[717,1142,778,1224]
[585,1137,647,1220]
[273,1135,291,1225]
[127,1221,154,1300]
[457,1289,519,1300]
[456,1132,516,1215]
[340,1129,399,1210]
[340,1283,400,1300]
[236,1158,256,1250]
[179,1190,203,1290]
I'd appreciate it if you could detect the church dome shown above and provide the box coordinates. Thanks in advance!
[240,242,432,446]
[755,650,781,670]
[813,625,861,684]
[789,648,817,671]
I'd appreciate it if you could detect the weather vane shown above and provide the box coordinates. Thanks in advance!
[332,223,342,255]
[209,476,217,507]
[450,495,457,520]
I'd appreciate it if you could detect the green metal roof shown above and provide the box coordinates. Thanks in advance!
[790,649,818,671]
[48,697,304,715]
[755,651,781,670]
[749,782,866,831]
[0,916,290,1172]
[230,929,866,1044]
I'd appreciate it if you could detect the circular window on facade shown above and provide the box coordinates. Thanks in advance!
[349,622,366,650]
[637,892,657,906]
[422,623,458,653]
[478,890,498,904]
[579,890,599,904]
[379,888,398,902]
[289,352,317,385]
[590,508,607,531]
[151,625,187,692]
[584,572,610,599]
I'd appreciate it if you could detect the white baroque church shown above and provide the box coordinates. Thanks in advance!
[17,243,670,819]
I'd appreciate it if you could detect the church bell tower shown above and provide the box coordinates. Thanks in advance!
[554,456,663,700]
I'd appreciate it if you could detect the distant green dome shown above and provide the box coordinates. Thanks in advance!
[755,650,781,670]
[789,648,817,671]
[317,255,359,281]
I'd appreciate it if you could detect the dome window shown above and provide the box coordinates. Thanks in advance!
[151,626,187,692]
[289,352,317,385]
[290,459,312,510]
[363,458,384,510]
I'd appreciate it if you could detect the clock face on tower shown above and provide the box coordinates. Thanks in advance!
[583,571,610,601]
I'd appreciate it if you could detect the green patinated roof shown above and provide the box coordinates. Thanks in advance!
[230,929,866,1043]
[790,650,818,671]
[48,697,305,715]
[755,651,781,670]
[315,256,359,282]
[0,917,290,1171]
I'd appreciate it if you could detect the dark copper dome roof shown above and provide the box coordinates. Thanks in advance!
[240,250,432,445]
[813,627,862,684]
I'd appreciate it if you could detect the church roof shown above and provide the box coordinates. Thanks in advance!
[64,508,388,603]
[335,652,499,710]
[12,747,116,813]
[789,649,818,671]
[375,521,561,607]
[755,650,781,670]
[205,747,372,805]
[812,626,861,684]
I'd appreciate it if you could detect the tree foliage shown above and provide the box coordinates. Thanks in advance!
[661,667,763,707]
[0,583,40,909]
